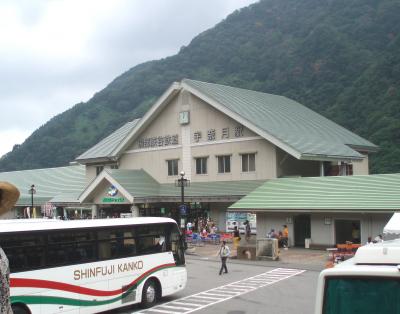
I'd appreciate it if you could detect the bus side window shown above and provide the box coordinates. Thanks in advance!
[98,241,111,260]
[2,234,45,272]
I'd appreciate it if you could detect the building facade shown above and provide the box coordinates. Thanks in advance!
[0,79,385,245]
[230,174,400,247]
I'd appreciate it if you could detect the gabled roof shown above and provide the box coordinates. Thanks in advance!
[75,79,377,163]
[78,169,153,203]
[79,168,265,203]
[182,79,377,160]
[76,119,140,163]
[230,173,400,212]
[0,165,86,206]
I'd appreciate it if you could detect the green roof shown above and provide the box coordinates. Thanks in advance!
[76,119,140,162]
[106,169,161,198]
[0,165,86,206]
[230,173,400,211]
[158,180,265,198]
[105,169,265,199]
[76,79,376,165]
[183,79,377,160]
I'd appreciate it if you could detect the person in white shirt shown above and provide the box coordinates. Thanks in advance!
[218,241,230,275]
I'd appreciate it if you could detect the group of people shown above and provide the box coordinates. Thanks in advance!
[267,224,289,248]
[186,218,218,239]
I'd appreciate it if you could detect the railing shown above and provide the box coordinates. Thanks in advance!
[186,233,222,245]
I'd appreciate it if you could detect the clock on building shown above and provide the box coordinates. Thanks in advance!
[179,111,190,124]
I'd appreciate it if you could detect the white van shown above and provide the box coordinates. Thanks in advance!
[314,239,400,314]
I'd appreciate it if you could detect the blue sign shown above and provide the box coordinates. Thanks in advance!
[107,185,118,197]
[179,204,187,215]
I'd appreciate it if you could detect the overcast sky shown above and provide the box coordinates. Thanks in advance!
[0,0,258,158]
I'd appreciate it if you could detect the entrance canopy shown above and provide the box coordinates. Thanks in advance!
[383,212,400,240]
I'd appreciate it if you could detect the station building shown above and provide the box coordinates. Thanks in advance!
[1,79,393,247]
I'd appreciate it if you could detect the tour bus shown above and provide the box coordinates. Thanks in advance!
[0,217,187,314]
[314,239,400,314]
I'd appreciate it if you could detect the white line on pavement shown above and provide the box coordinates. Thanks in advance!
[134,267,305,314]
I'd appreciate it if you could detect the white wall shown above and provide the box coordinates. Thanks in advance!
[257,213,294,247]
[258,212,393,247]
[209,203,232,232]
[312,213,393,246]
[352,153,369,175]
[119,89,278,183]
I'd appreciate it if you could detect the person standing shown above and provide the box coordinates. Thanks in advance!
[244,220,251,241]
[351,223,360,244]
[232,226,240,250]
[218,241,230,275]
[0,181,20,314]
[282,225,289,248]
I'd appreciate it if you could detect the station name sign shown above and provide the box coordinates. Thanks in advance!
[102,197,125,203]
[138,134,179,148]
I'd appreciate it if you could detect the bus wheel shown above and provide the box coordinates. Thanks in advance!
[12,304,29,314]
[141,279,158,308]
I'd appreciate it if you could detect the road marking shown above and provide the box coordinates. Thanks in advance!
[134,268,305,314]
[161,305,192,311]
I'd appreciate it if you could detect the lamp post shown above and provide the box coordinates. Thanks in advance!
[28,184,36,219]
[175,171,190,239]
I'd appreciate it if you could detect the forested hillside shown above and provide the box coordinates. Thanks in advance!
[1,0,399,173]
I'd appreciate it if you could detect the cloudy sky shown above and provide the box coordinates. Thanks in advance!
[0,0,258,158]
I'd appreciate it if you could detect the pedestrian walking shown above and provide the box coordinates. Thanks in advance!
[218,241,230,275]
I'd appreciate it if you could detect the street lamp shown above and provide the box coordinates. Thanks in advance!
[29,184,36,218]
[175,171,190,238]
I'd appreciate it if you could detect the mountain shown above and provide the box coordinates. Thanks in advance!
[1,0,399,173]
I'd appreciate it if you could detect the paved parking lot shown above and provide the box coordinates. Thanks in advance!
[116,243,325,314]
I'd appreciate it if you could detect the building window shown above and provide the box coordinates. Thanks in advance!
[110,164,119,169]
[242,153,255,172]
[195,157,208,174]
[167,159,179,176]
[96,166,104,175]
[217,155,231,173]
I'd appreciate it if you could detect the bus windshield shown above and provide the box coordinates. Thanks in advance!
[323,277,400,314]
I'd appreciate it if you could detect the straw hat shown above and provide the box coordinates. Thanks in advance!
[0,182,20,215]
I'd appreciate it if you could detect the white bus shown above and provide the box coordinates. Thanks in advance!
[0,217,187,314]
[314,239,400,314]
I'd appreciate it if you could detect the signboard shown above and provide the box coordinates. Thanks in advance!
[102,197,125,203]
[179,204,188,216]
[226,212,257,234]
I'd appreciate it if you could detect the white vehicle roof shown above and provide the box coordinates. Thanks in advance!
[383,212,400,236]
[321,239,400,277]
[0,217,177,233]
[353,239,400,265]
